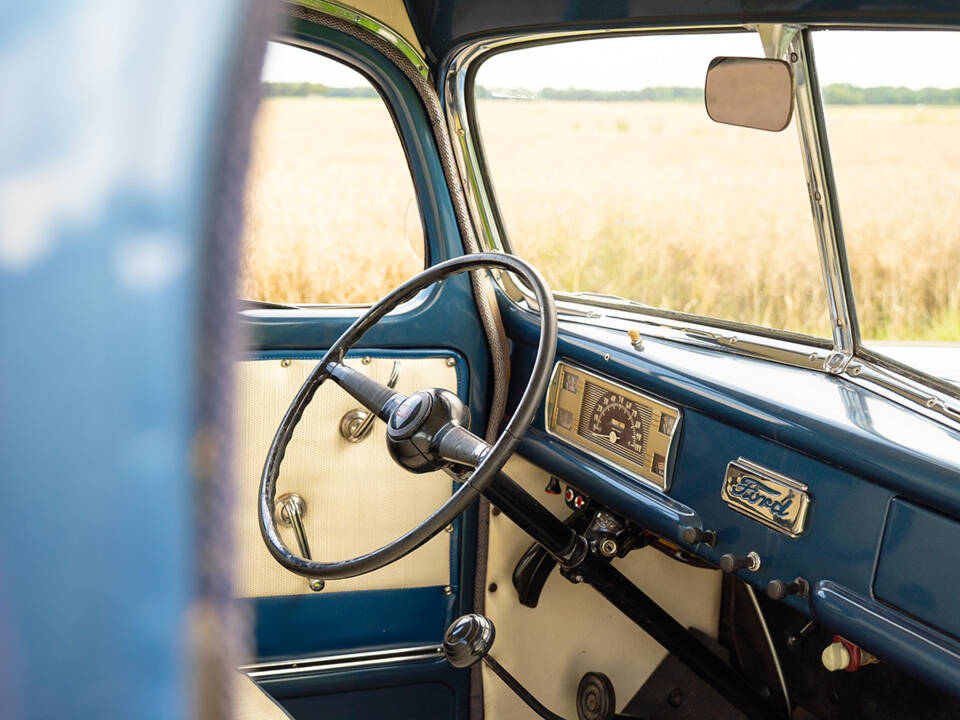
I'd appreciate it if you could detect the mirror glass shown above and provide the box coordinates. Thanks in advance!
[705,57,794,131]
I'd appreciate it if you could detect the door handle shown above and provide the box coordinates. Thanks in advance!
[339,360,401,442]
[275,492,324,592]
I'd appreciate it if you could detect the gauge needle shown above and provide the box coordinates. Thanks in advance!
[608,430,619,443]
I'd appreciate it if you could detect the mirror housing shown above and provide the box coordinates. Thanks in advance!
[704,57,794,132]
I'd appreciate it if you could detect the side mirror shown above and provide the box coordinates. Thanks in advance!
[704,57,794,132]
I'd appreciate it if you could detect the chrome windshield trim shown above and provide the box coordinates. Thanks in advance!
[441,24,960,431]
[290,0,429,78]
[790,30,856,359]
[440,25,745,254]
[239,644,443,679]
[553,302,835,374]
[844,358,960,430]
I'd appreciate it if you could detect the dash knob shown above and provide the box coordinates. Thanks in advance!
[719,551,761,573]
[680,526,717,547]
[767,577,809,600]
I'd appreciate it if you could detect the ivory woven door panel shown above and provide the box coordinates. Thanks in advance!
[234,354,459,597]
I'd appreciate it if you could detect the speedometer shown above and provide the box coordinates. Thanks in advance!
[584,386,646,464]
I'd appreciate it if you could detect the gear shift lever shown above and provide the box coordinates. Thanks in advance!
[443,614,566,720]
[443,614,637,720]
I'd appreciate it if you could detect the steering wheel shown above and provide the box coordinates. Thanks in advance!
[259,253,557,580]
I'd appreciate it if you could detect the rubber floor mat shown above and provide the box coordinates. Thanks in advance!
[621,633,746,720]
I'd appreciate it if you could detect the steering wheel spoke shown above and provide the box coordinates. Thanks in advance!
[326,361,406,421]
[436,424,491,469]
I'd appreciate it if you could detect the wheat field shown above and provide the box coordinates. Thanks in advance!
[241,97,960,342]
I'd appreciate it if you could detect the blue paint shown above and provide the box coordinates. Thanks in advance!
[260,658,468,719]
[247,586,457,660]
[814,581,960,699]
[503,301,960,517]
[0,0,244,718]
[875,500,960,641]
[408,0,960,62]
[503,293,960,671]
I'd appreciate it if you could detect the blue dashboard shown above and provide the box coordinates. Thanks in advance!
[500,296,960,698]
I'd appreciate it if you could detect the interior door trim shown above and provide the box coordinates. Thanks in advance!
[240,644,443,679]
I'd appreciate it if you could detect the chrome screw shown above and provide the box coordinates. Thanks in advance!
[446,357,456,367]
[362,356,372,365]
[280,358,291,368]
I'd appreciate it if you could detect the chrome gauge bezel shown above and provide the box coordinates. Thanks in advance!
[544,361,683,492]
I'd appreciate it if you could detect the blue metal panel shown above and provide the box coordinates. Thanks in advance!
[408,0,960,62]
[248,586,457,659]
[0,1,246,718]
[260,658,468,719]
[813,581,960,700]
[502,301,960,517]
[501,292,960,684]
[875,500,960,641]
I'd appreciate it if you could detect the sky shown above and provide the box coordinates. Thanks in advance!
[262,30,960,90]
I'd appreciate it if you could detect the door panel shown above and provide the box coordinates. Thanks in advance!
[234,351,462,597]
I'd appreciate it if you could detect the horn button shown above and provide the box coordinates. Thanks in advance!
[386,389,470,473]
[388,392,434,440]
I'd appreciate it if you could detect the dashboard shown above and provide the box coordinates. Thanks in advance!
[505,302,960,702]
[544,362,682,491]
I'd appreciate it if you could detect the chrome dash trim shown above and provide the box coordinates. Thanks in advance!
[239,644,443,679]
[790,31,855,361]
[290,0,429,77]
[544,361,682,493]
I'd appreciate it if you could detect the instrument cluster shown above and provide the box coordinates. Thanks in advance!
[545,362,682,491]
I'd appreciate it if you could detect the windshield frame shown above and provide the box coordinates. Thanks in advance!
[441,22,960,428]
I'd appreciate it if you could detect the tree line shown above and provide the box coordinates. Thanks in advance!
[262,82,377,98]
[264,81,960,105]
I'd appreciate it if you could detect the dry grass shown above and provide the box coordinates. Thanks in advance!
[240,97,423,304]
[241,97,960,342]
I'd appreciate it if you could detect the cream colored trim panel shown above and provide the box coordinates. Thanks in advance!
[234,355,458,597]
[483,456,723,719]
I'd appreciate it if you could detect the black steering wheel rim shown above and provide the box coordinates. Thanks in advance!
[258,253,557,581]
